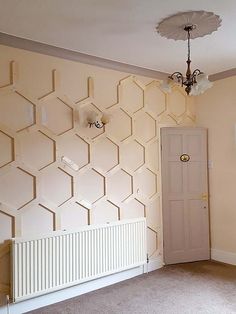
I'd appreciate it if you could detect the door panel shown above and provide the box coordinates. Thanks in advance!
[169,200,185,251]
[161,127,209,265]
[168,134,183,156]
[188,200,205,249]
[169,162,183,194]
[186,134,202,157]
[187,162,202,193]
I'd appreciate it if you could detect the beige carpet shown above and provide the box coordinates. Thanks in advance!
[27,261,236,314]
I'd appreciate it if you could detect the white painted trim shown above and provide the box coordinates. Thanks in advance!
[144,256,163,273]
[0,32,168,80]
[0,257,163,314]
[0,33,234,81]
[209,68,236,82]
[211,249,236,266]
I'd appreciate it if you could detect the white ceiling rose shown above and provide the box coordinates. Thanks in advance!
[156,11,222,41]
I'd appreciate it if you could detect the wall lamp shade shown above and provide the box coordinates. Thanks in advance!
[160,78,174,94]
[87,111,110,128]
[190,74,213,96]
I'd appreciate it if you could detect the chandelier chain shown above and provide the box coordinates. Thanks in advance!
[187,28,191,61]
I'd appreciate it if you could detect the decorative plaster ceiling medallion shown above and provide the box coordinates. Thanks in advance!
[157,10,222,41]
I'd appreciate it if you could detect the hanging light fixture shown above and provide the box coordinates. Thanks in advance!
[156,11,222,96]
[163,25,213,95]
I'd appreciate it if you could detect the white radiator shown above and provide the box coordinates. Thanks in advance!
[11,218,147,302]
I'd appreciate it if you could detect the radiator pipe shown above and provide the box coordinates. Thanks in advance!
[146,253,149,274]
[6,295,10,314]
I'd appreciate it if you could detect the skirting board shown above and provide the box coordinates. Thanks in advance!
[0,257,163,314]
[211,249,236,266]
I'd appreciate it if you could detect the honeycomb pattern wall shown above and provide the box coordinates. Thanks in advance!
[0,55,195,297]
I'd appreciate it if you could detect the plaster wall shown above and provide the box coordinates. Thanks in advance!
[0,44,195,305]
[196,76,236,259]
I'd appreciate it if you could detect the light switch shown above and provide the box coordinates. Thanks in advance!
[208,160,213,169]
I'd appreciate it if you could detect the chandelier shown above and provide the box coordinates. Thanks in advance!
[156,11,222,96]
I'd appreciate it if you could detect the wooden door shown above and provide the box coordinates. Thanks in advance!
[161,127,210,265]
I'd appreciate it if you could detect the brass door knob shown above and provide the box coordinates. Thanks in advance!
[201,193,208,200]
[180,154,190,162]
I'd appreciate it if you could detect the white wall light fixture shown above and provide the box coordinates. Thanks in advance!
[157,11,222,96]
[87,111,110,129]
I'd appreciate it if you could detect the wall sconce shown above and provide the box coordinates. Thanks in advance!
[87,111,110,129]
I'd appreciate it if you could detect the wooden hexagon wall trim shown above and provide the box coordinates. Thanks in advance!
[0,60,195,280]
[58,133,90,172]
[92,136,119,173]
[120,139,145,173]
[144,81,167,118]
[119,76,145,114]
[0,209,15,237]
[167,86,188,124]
[18,167,37,209]
[75,200,91,225]
[147,226,159,257]
[39,70,75,136]
[38,203,56,231]
[18,129,57,171]
[0,130,15,168]
[77,168,106,205]
[107,200,121,221]
[134,111,157,144]
[0,62,37,133]
[106,107,133,142]
[75,77,94,105]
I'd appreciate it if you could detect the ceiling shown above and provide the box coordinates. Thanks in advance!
[0,0,235,75]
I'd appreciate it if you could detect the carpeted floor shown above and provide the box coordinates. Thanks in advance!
[27,261,236,314]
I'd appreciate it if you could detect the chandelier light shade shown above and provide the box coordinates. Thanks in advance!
[156,11,222,96]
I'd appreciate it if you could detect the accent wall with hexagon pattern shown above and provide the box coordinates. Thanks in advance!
[0,44,196,300]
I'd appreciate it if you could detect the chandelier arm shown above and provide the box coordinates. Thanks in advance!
[169,72,183,78]
[94,121,105,129]
[192,69,202,77]
[169,72,184,85]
